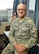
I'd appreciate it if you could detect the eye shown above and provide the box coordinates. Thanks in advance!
[17,9,26,11]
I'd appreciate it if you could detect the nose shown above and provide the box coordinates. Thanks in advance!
[20,10,23,13]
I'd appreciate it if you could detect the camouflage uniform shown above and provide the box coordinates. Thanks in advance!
[1,16,38,54]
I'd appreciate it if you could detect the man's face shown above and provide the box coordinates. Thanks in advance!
[17,4,26,18]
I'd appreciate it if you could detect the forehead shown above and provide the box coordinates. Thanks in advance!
[17,4,26,9]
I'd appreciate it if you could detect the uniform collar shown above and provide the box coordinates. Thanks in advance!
[18,16,27,23]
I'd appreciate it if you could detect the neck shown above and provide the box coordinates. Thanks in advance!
[19,15,26,20]
[19,17,25,21]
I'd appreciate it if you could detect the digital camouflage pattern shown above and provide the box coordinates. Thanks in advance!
[1,16,38,54]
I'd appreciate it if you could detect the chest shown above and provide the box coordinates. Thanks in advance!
[14,21,30,35]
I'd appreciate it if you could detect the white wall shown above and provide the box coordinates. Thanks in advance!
[29,0,36,11]
[0,0,14,10]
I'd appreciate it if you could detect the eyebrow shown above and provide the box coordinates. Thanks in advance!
[17,8,26,10]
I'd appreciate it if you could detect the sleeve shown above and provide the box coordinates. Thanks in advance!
[23,20,38,49]
[8,22,17,46]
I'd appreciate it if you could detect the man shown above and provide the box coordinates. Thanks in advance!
[1,4,38,54]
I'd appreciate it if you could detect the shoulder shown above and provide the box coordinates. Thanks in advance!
[25,16,35,24]
[25,16,32,20]
[11,17,18,24]
[25,16,36,27]
[11,17,18,25]
[10,17,18,27]
[13,17,18,23]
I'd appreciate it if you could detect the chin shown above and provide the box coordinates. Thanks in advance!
[19,15,24,18]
